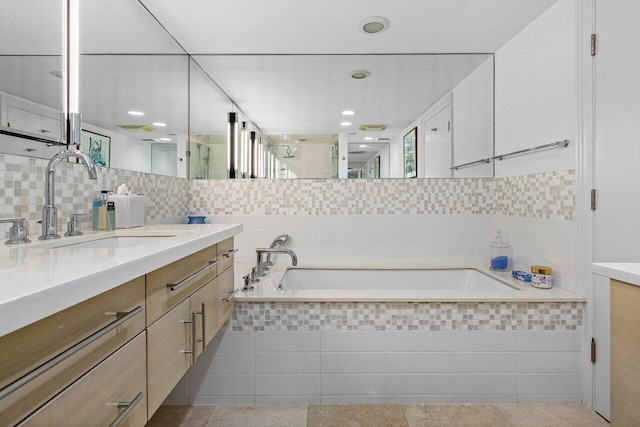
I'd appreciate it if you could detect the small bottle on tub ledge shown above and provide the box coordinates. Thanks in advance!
[490,230,510,271]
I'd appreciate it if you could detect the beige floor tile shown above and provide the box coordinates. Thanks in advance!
[146,405,215,427]
[495,404,609,427]
[403,404,510,427]
[206,404,308,427]
[307,404,409,427]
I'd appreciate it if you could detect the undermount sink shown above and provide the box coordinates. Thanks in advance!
[63,236,173,249]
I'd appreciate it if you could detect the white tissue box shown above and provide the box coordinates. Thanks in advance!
[108,194,145,228]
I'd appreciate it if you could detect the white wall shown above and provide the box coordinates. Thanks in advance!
[494,0,576,177]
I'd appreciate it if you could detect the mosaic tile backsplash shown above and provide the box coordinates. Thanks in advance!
[190,170,575,219]
[231,301,584,332]
[0,153,189,235]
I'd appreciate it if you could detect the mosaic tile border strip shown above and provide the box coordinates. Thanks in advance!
[190,178,494,216]
[230,301,584,332]
[494,169,575,221]
[0,153,189,234]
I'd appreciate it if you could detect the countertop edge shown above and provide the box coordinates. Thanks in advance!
[0,224,243,337]
[593,262,640,287]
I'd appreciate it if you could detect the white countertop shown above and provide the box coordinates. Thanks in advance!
[0,224,242,337]
[593,263,640,287]
[236,267,586,303]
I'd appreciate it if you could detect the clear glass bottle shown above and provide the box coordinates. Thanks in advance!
[490,230,510,271]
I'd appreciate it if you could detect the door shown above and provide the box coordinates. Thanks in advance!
[593,0,640,420]
[422,99,452,178]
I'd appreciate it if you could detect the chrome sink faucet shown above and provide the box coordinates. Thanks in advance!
[40,149,97,240]
[255,248,298,276]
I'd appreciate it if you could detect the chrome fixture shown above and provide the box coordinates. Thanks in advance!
[40,149,97,240]
[263,234,290,270]
[64,213,87,236]
[242,273,255,292]
[0,217,31,245]
[255,247,298,277]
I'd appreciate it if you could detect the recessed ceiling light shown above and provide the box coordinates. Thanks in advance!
[364,137,374,141]
[160,137,171,141]
[359,16,390,35]
[350,70,371,80]
[127,111,144,116]
[342,110,355,116]
[153,122,167,127]
[359,144,367,148]
[340,122,352,127]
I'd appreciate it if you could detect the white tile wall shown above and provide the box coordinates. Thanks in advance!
[168,327,584,405]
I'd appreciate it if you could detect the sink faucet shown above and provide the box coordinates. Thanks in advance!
[40,149,98,240]
[255,248,297,276]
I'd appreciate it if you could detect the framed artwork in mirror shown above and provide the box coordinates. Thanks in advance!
[80,129,110,167]
[374,155,381,178]
[403,127,417,178]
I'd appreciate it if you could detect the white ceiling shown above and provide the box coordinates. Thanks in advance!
[140,0,558,55]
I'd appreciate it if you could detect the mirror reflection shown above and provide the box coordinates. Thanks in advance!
[0,0,64,158]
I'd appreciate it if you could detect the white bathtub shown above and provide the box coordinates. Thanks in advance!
[279,267,516,291]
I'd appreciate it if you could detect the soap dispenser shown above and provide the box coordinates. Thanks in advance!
[490,230,510,271]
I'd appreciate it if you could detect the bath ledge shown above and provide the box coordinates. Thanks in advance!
[236,265,585,303]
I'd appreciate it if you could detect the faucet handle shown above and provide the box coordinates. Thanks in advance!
[242,273,255,292]
[0,217,31,245]
[65,213,87,236]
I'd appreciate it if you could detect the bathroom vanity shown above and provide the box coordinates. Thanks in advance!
[593,263,640,426]
[0,224,241,426]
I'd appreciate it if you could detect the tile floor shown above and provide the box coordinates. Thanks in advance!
[146,404,608,426]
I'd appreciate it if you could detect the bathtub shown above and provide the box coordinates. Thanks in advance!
[278,267,516,291]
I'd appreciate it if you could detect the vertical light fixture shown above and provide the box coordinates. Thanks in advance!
[250,131,257,178]
[63,0,81,146]
[240,121,248,178]
[227,112,238,178]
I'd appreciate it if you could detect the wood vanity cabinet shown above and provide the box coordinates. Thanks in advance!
[0,236,237,425]
[610,279,640,426]
[146,237,236,417]
[0,276,145,425]
[20,332,147,426]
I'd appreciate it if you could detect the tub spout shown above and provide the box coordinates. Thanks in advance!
[256,248,297,276]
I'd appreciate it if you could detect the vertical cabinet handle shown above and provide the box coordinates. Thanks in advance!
[179,318,194,364]
[191,302,206,361]
[109,392,144,427]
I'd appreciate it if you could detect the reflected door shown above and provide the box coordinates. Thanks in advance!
[422,102,452,178]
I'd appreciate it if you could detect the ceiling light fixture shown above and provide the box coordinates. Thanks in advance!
[127,111,144,116]
[364,137,374,141]
[153,122,167,127]
[359,16,390,35]
[160,137,171,141]
[340,122,352,127]
[342,110,355,116]
[359,144,367,148]
[350,70,371,80]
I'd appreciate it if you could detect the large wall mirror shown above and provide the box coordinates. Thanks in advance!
[1,0,566,181]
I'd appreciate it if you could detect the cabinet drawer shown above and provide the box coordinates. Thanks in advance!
[146,245,218,325]
[0,277,145,424]
[20,331,147,427]
[147,299,192,416]
[216,237,236,275]
[216,266,236,330]
[190,278,219,360]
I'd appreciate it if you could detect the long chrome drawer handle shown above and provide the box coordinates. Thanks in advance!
[222,249,238,258]
[0,306,143,400]
[109,392,144,427]
[167,259,221,291]
[221,289,239,302]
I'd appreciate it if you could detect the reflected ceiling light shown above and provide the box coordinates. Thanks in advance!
[364,137,374,141]
[342,110,355,116]
[359,144,367,148]
[340,122,352,126]
[350,70,371,80]
[153,122,167,127]
[359,16,390,35]
[127,111,144,116]
[160,137,171,141]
